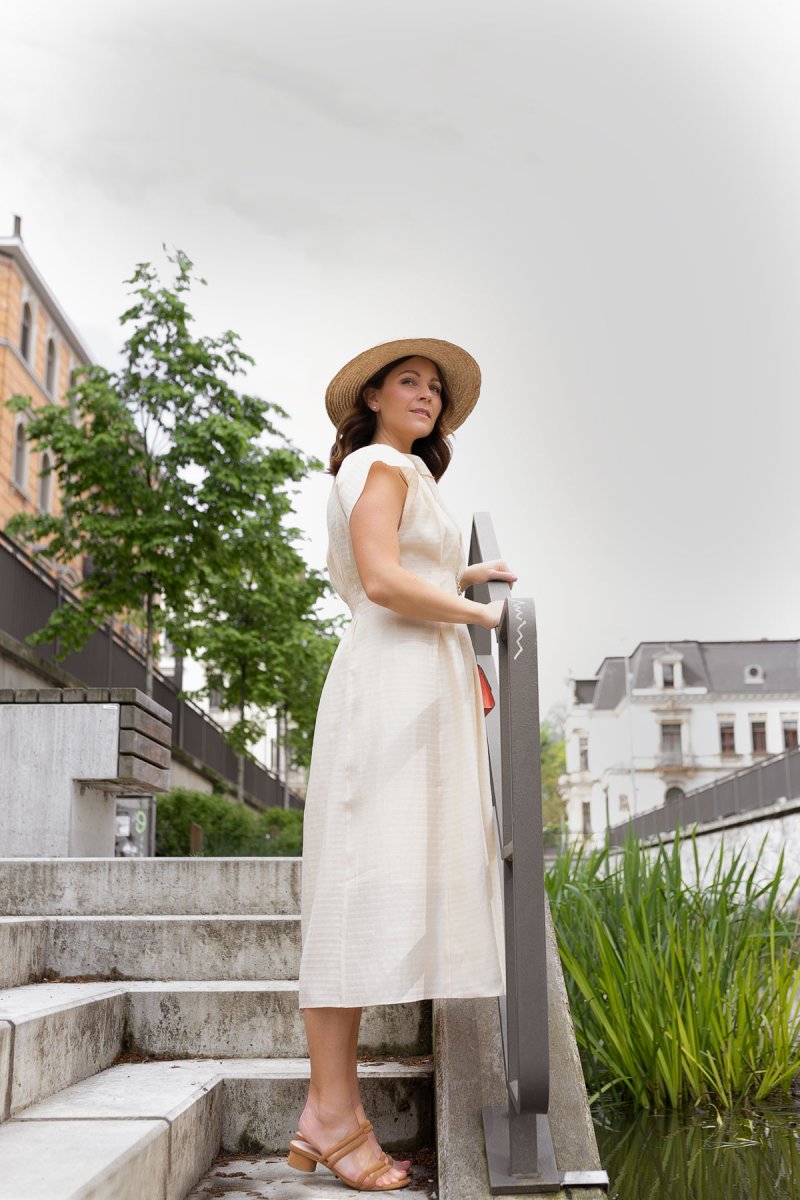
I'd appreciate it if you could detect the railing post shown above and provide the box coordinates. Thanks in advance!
[467,514,560,1193]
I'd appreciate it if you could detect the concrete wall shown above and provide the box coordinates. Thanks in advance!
[637,803,800,900]
[0,704,120,856]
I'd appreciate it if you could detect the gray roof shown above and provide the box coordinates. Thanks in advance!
[573,639,800,710]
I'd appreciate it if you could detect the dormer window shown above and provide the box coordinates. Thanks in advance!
[745,664,764,685]
[654,654,684,689]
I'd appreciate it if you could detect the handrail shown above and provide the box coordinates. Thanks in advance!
[0,529,302,810]
[466,512,560,1193]
[609,744,800,847]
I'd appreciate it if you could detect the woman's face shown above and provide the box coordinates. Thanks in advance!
[364,356,443,446]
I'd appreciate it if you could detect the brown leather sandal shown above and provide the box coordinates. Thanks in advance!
[291,1120,410,1173]
[288,1120,411,1190]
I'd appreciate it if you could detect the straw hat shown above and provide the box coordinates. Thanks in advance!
[325,338,481,433]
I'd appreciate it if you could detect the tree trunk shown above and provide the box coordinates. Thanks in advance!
[236,681,246,804]
[145,590,154,698]
[236,752,245,805]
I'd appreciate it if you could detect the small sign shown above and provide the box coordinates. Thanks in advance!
[116,814,131,838]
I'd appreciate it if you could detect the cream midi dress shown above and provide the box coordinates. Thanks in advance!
[298,442,506,1009]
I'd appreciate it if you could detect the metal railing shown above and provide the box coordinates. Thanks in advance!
[0,530,303,811]
[609,745,800,847]
[466,513,560,1193]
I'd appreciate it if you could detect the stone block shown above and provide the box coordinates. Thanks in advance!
[0,705,120,856]
[0,919,46,988]
[110,688,172,725]
[120,704,171,747]
[0,983,126,1114]
[45,915,301,981]
[15,1061,222,1200]
[119,729,171,769]
[117,754,170,793]
[0,1021,11,1122]
[0,1117,170,1200]
[125,981,431,1059]
[221,1059,434,1155]
[0,857,302,917]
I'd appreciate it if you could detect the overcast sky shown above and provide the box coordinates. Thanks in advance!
[2,0,799,719]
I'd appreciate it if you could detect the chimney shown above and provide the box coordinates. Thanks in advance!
[13,215,22,239]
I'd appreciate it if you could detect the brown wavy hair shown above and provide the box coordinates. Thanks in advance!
[327,356,454,481]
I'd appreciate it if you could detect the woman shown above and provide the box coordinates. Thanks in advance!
[288,338,517,1192]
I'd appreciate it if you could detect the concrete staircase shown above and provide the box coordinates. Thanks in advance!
[0,857,434,1199]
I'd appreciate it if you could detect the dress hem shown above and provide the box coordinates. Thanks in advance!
[297,982,505,1010]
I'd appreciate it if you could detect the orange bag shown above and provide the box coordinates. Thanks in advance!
[477,664,495,716]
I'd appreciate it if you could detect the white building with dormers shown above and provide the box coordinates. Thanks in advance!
[561,639,800,843]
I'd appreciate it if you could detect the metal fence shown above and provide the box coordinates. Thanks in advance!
[609,745,800,847]
[0,531,303,811]
[466,513,560,1193]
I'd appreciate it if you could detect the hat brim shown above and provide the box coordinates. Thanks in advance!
[325,338,481,433]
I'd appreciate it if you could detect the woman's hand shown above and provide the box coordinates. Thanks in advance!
[480,600,507,630]
[461,559,518,591]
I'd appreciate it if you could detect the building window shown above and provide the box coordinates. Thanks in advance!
[20,302,33,361]
[45,337,57,393]
[665,785,685,805]
[578,735,589,771]
[581,800,592,837]
[782,720,797,751]
[720,722,736,754]
[38,452,53,513]
[661,722,682,764]
[619,793,629,813]
[751,720,767,753]
[662,663,674,688]
[12,420,28,490]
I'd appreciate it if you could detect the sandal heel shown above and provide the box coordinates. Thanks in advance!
[288,1147,317,1172]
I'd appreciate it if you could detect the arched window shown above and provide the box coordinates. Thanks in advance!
[665,786,685,805]
[20,302,32,361]
[45,337,57,393]
[13,420,28,490]
[39,452,53,513]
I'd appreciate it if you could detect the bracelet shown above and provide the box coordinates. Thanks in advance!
[456,569,465,596]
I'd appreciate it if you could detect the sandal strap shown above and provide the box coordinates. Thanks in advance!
[357,1157,397,1187]
[324,1125,370,1167]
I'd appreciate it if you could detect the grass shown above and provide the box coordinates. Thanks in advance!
[545,833,800,1111]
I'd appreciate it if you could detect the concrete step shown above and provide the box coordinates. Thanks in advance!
[220,1058,433,1155]
[0,914,300,984]
[186,1152,438,1197]
[124,981,431,1060]
[0,1118,169,1200]
[0,981,432,1117]
[0,982,125,1117]
[0,857,301,916]
[1,1057,433,1200]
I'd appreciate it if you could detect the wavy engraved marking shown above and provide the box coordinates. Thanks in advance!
[512,600,526,660]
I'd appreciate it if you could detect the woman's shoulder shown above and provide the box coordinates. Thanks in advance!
[341,443,410,469]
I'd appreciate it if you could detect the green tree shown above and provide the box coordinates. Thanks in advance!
[180,514,341,801]
[540,721,566,828]
[4,248,321,697]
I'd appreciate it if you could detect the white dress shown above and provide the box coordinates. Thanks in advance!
[298,443,506,1009]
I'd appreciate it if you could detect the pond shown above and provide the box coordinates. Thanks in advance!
[593,1097,800,1200]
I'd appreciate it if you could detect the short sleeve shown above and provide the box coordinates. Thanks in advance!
[335,445,419,524]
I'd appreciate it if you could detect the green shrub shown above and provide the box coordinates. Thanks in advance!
[155,788,303,857]
[546,833,800,1110]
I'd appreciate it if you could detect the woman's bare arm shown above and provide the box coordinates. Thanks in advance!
[349,461,491,628]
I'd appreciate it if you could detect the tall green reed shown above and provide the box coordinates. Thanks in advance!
[546,833,800,1110]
